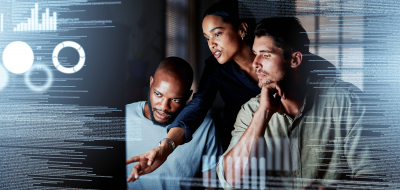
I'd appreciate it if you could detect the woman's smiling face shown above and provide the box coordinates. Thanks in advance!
[202,15,243,64]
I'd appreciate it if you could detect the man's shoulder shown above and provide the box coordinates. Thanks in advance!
[231,95,261,131]
[193,114,216,135]
[126,101,144,110]
[310,77,364,113]
[126,101,145,106]
[240,95,261,115]
[201,114,214,125]
[126,101,146,118]
[312,77,362,96]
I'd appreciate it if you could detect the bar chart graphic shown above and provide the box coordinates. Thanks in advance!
[13,3,57,31]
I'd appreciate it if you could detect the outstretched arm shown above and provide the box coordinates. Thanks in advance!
[126,126,187,182]
[166,60,220,144]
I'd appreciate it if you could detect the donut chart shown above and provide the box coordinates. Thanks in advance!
[52,41,85,74]
[25,64,53,92]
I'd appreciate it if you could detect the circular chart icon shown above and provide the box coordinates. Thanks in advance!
[25,64,53,92]
[52,41,85,74]
[2,41,34,74]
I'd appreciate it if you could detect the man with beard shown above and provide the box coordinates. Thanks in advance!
[216,18,376,189]
[126,57,222,190]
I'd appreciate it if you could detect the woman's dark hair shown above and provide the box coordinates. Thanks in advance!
[255,17,310,60]
[203,0,256,49]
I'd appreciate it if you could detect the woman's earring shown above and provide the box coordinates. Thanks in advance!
[242,32,247,40]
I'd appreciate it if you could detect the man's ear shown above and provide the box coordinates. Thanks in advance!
[150,76,154,87]
[291,51,303,68]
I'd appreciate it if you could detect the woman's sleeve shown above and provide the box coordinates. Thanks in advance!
[166,58,220,143]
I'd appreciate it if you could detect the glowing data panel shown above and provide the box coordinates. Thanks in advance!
[1,13,3,32]
[52,41,86,74]
[13,3,57,32]
[2,41,34,74]
[0,65,9,90]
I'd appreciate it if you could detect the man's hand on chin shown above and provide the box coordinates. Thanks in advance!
[258,82,285,115]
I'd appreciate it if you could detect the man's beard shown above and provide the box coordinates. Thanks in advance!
[256,68,274,88]
[147,90,185,127]
[256,61,293,90]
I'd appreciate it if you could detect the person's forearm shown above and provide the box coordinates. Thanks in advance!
[223,108,272,186]
[165,127,185,147]
[166,63,219,144]
[156,127,185,162]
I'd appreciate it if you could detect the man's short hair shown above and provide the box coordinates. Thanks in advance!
[255,17,310,60]
[154,57,194,91]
